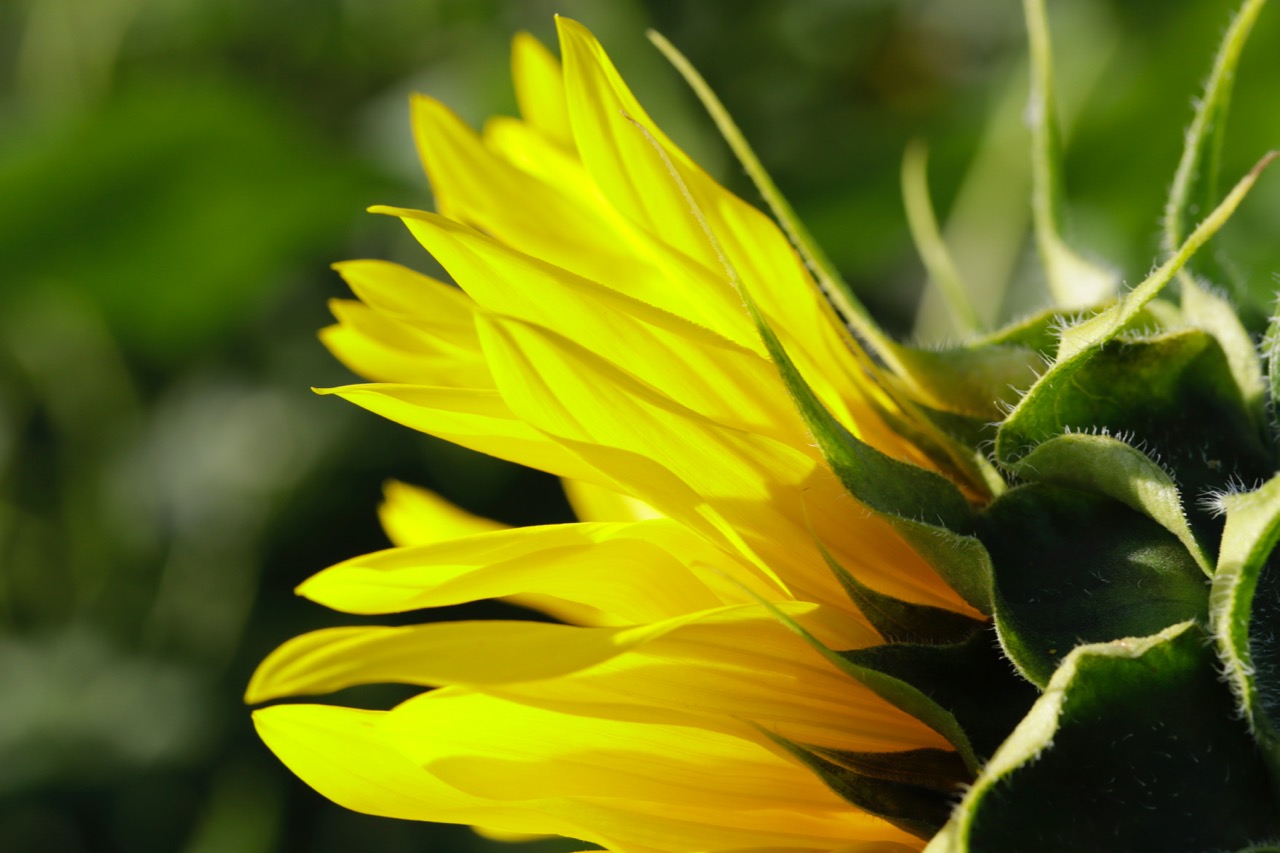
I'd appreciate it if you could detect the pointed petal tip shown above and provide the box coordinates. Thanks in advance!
[554,16,590,43]
[317,324,340,347]
[292,578,312,597]
[511,30,539,51]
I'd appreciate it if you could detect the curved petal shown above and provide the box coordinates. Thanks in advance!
[252,704,575,836]
[331,259,477,342]
[554,19,917,462]
[250,604,932,757]
[563,478,660,524]
[322,299,489,387]
[478,315,965,614]
[378,480,506,547]
[379,208,810,447]
[385,691,922,851]
[413,88,755,343]
[254,699,920,853]
[317,383,605,485]
[296,519,752,620]
[247,617,693,703]
[512,32,572,148]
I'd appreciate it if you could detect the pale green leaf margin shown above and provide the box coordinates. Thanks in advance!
[923,622,1198,852]
[1211,474,1280,780]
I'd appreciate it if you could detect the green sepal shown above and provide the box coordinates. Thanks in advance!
[1181,277,1268,435]
[883,517,995,616]
[995,144,1276,516]
[884,343,1043,422]
[817,538,984,645]
[898,300,1190,446]
[806,744,970,792]
[978,483,1208,687]
[995,328,1273,546]
[839,628,1040,761]
[765,350,974,532]
[1022,0,1119,309]
[1212,474,1280,776]
[1162,0,1267,292]
[861,393,1005,501]
[926,622,1280,852]
[758,730,955,841]
[1047,148,1273,367]
[735,264,1002,613]
[974,306,1070,351]
[1265,301,1280,431]
[740,594,984,772]
[1011,433,1211,574]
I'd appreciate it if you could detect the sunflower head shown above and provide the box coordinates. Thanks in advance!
[250,3,1280,851]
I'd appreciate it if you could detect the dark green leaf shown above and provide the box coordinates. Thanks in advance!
[841,627,1039,761]
[978,483,1208,686]
[807,745,970,792]
[1211,474,1280,776]
[1180,279,1267,434]
[817,538,984,645]
[995,329,1274,548]
[1012,433,1211,573]
[743,594,983,771]
[928,622,1280,852]
[735,256,1000,613]
[760,730,957,840]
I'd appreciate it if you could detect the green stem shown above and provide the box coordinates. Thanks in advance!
[901,140,982,337]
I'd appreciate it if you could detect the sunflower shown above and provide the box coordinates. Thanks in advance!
[250,4,1280,852]
[248,16,988,852]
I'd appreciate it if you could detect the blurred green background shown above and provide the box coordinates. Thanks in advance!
[1,0,1277,851]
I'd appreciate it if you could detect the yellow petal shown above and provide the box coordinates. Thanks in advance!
[246,617,692,704]
[554,19,911,459]
[381,690,921,851]
[317,383,604,485]
[478,314,961,613]
[250,602,934,756]
[562,478,659,524]
[489,610,944,754]
[511,32,572,148]
[410,95,639,284]
[556,17,721,273]
[378,208,809,446]
[378,479,506,547]
[296,519,732,620]
[251,703,480,818]
[326,260,492,388]
[415,89,754,342]
[252,703,578,838]
[255,700,918,853]
[470,825,551,844]
[322,298,488,387]
[332,259,476,342]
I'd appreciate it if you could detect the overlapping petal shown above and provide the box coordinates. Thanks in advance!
[253,18,979,853]
[255,697,922,853]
